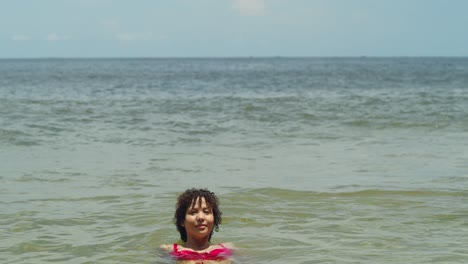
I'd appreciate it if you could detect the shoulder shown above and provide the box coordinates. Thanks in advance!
[219,242,235,249]
[219,242,235,248]
[159,244,174,252]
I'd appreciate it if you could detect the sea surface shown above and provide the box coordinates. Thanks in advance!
[1,57,468,263]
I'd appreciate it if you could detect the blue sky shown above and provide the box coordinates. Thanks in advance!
[1,0,468,58]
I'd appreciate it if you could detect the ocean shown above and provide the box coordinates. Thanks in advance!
[1,57,467,263]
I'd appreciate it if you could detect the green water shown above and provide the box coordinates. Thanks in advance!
[3,187,467,263]
[2,58,468,263]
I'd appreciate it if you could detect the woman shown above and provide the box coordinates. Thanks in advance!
[161,188,234,264]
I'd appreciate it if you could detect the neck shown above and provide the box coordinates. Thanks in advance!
[185,237,210,251]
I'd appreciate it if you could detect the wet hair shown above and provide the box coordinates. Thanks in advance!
[174,188,222,242]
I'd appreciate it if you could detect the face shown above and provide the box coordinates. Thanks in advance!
[182,197,214,241]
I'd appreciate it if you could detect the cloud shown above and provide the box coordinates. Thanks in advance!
[116,33,136,42]
[101,19,119,30]
[75,0,114,6]
[233,0,265,16]
[46,33,71,41]
[115,32,158,43]
[12,35,31,41]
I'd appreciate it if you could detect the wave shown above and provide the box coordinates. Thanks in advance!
[227,187,468,200]
[0,128,40,146]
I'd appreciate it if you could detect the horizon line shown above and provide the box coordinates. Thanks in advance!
[1,55,468,60]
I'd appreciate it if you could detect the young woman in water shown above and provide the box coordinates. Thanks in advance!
[160,188,234,264]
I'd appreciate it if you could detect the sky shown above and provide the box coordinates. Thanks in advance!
[1,0,468,58]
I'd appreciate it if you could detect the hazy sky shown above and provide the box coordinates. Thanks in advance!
[1,0,468,58]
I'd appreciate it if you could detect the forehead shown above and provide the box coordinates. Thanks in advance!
[189,196,211,208]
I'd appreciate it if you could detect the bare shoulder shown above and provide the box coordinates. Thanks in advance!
[159,244,173,251]
[219,242,236,249]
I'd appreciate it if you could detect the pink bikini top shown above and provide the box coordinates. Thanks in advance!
[170,243,232,261]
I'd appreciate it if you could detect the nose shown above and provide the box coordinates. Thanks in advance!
[196,212,205,221]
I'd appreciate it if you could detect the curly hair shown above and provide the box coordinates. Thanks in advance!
[174,188,222,242]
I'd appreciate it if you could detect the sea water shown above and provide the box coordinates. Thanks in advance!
[1,57,467,263]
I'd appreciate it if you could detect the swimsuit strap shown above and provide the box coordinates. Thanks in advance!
[173,243,178,252]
